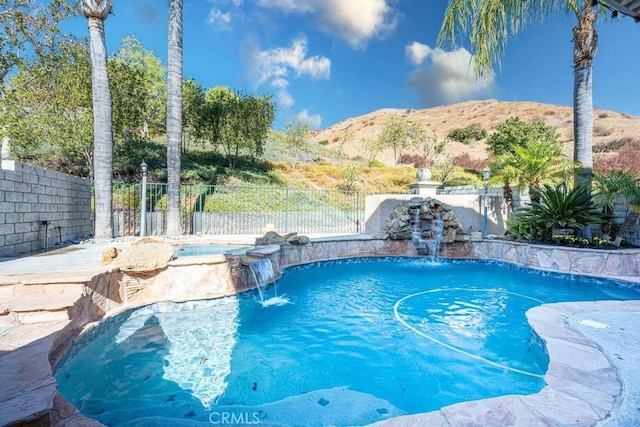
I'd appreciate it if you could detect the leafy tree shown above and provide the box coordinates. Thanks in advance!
[2,38,153,177]
[108,57,153,179]
[378,117,424,166]
[181,78,204,153]
[336,129,354,159]
[241,94,275,161]
[197,87,274,168]
[488,117,569,208]
[82,0,114,239]
[1,39,93,173]
[487,117,559,156]
[166,0,183,236]
[283,120,310,170]
[113,36,167,137]
[1,0,77,159]
[422,131,449,169]
[361,136,382,169]
[0,0,76,84]
[108,57,150,141]
[199,85,237,147]
[439,0,605,189]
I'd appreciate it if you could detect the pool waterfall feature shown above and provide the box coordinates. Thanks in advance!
[246,256,290,306]
[385,197,468,258]
[411,209,444,259]
[42,236,640,426]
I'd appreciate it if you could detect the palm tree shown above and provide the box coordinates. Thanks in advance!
[490,139,572,204]
[593,170,632,239]
[613,176,640,247]
[439,0,601,189]
[82,0,113,239]
[166,0,183,236]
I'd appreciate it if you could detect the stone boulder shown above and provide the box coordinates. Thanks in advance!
[101,247,121,265]
[255,231,310,248]
[113,238,174,272]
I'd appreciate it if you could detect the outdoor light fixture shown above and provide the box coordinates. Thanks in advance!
[482,166,491,238]
[140,160,148,237]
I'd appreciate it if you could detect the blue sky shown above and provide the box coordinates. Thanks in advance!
[64,0,640,130]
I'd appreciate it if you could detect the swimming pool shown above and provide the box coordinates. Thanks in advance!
[173,244,254,257]
[55,258,640,426]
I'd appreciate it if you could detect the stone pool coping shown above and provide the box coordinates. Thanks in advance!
[1,236,639,425]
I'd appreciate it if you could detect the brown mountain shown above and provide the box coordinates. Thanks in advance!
[310,99,640,167]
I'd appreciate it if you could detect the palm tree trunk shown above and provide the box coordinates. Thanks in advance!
[502,181,513,210]
[614,211,640,247]
[572,2,597,190]
[166,0,183,236]
[84,5,114,239]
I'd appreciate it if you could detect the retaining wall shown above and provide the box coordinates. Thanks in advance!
[0,160,92,257]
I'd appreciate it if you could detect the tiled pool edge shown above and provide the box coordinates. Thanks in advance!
[1,237,639,425]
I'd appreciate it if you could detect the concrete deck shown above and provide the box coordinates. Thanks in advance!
[1,239,639,426]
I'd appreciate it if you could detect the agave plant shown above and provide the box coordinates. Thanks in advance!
[508,183,603,241]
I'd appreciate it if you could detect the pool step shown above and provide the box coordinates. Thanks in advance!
[0,273,91,326]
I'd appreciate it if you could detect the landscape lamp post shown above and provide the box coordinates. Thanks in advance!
[482,166,491,238]
[140,160,148,237]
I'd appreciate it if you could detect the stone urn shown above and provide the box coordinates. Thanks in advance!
[416,167,432,182]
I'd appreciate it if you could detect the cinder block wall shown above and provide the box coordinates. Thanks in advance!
[0,160,92,257]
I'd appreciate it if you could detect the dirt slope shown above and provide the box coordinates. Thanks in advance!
[310,99,640,166]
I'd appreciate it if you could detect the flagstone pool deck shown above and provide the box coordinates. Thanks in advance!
[1,237,639,426]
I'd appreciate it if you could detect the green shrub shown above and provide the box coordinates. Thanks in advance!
[440,166,481,187]
[447,123,487,144]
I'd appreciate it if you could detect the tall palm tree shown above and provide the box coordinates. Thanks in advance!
[166,0,183,236]
[439,0,601,189]
[82,0,113,239]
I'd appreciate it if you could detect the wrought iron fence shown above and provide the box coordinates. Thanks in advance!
[112,182,365,236]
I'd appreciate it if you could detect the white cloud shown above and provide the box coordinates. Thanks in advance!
[256,0,398,48]
[277,91,295,108]
[271,78,294,107]
[250,36,331,87]
[206,9,233,31]
[247,36,330,109]
[256,0,313,13]
[270,77,289,89]
[405,41,431,65]
[406,44,495,107]
[296,108,322,129]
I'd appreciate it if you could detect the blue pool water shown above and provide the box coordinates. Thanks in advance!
[55,258,640,426]
[173,244,253,257]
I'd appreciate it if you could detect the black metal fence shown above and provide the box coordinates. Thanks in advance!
[112,182,365,236]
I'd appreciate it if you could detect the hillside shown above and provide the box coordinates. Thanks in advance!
[310,100,640,167]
